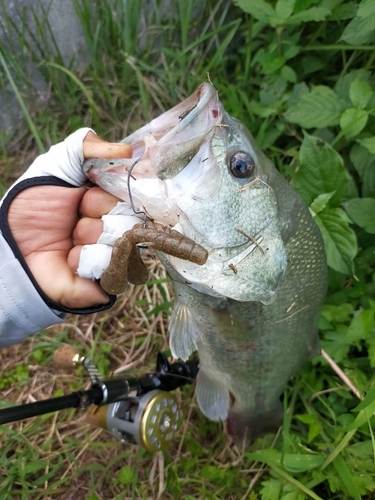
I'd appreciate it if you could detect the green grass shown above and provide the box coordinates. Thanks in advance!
[1,0,375,498]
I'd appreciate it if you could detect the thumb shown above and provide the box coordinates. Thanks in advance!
[83,131,132,160]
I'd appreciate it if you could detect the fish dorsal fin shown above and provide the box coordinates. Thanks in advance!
[196,369,229,421]
[169,300,202,361]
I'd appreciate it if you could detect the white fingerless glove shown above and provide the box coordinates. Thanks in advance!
[77,202,143,280]
[0,128,95,346]
[0,128,139,348]
[1,127,93,206]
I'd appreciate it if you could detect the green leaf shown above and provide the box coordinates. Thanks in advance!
[348,440,375,459]
[340,108,368,138]
[33,349,44,363]
[234,0,275,21]
[250,99,277,117]
[282,454,325,473]
[309,192,335,215]
[246,451,324,499]
[343,198,375,233]
[367,338,375,368]
[330,2,358,21]
[346,398,375,429]
[288,82,309,106]
[350,145,370,178]
[314,208,357,275]
[285,86,345,129]
[117,465,135,485]
[294,0,319,11]
[294,134,348,206]
[281,65,297,82]
[302,55,324,75]
[358,0,375,17]
[246,450,324,473]
[353,382,375,411]
[24,461,47,474]
[332,455,361,500]
[282,485,309,500]
[275,0,296,20]
[260,478,283,500]
[346,308,374,343]
[335,69,372,106]
[349,143,375,197]
[321,303,354,323]
[288,6,331,23]
[341,14,375,45]
[283,43,301,60]
[322,330,350,363]
[295,414,323,442]
[201,464,222,480]
[358,136,375,154]
[260,75,288,105]
[349,79,372,109]
[260,52,286,74]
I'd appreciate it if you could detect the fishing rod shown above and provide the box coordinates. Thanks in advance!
[0,347,198,453]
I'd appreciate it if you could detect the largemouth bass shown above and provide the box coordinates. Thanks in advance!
[84,83,327,444]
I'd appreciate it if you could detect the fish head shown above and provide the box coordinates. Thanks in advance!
[84,83,287,304]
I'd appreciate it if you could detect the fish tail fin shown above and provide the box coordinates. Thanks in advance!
[226,403,283,447]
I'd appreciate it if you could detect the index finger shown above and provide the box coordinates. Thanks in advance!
[83,131,132,159]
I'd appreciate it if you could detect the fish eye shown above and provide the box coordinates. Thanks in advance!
[229,151,255,178]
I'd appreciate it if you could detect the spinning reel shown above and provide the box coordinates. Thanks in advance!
[0,346,198,452]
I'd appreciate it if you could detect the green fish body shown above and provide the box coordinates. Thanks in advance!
[84,83,327,443]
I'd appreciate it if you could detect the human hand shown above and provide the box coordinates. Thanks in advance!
[6,131,132,309]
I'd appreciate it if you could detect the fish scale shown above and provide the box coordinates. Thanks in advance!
[84,83,327,445]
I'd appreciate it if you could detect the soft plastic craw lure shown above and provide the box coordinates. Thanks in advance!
[100,221,208,294]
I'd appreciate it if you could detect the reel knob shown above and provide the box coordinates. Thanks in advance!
[87,390,180,452]
[54,344,84,369]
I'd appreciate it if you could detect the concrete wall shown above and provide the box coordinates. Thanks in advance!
[0,0,89,139]
[0,0,205,141]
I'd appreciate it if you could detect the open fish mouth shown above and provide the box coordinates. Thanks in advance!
[121,82,222,179]
[85,83,221,180]
[84,83,222,227]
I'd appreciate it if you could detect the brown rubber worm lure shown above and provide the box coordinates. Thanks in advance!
[100,221,208,294]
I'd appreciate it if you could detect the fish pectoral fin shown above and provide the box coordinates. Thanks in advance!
[196,369,229,421]
[169,300,202,361]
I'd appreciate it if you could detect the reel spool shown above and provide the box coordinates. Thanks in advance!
[87,390,180,452]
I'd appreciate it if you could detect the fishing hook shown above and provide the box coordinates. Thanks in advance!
[127,157,147,227]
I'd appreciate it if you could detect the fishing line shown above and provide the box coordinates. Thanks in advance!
[152,371,196,384]
[127,157,147,226]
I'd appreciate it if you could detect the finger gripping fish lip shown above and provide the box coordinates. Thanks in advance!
[100,221,208,294]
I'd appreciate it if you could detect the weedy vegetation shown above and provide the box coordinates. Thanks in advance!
[0,0,375,498]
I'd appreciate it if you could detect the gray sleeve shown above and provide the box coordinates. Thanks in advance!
[0,234,66,348]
